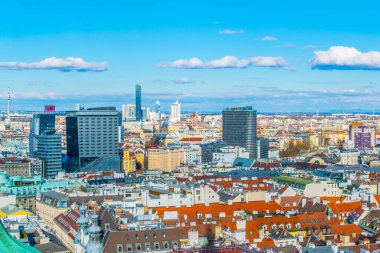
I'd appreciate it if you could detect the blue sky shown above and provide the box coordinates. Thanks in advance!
[1,0,380,112]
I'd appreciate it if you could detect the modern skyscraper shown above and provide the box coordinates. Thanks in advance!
[257,137,269,159]
[66,107,121,171]
[222,106,257,158]
[170,98,181,122]
[154,100,161,120]
[122,104,136,121]
[29,113,56,158]
[36,134,62,179]
[75,104,82,111]
[135,84,142,121]
[142,107,150,121]
[29,111,62,179]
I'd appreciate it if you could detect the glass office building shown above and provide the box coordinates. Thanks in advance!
[66,107,121,171]
[36,134,62,179]
[135,84,142,121]
[222,106,257,158]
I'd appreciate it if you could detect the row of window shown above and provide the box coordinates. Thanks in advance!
[116,240,177,253]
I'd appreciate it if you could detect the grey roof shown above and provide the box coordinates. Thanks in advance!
[302,246,334,253]
[34,242,70,253]
[0,204,25,215]
[233,157,255,168]
[269,229,295,240]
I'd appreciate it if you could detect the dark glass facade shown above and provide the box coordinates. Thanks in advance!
[29,113,56,158]
[135,84,142,121]
[257,137,269,159]
[66,108,121,171]
[222,106,257,158]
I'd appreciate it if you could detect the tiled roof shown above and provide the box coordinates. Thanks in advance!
[154,201,285,218]
[327,201,362,215]
[53,209,80,233]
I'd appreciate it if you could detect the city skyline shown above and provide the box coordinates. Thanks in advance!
[1,1,380,112]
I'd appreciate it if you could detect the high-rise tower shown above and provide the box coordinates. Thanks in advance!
[154,100,161,120]
[222,106,257,158]
[170,98,181,122]
[135,84,142,121]
[66,107,120,171]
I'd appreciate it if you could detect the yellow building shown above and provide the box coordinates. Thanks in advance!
[121,150,136,173]
[135,152,145,170]
[148,147,184,172]
[0,204,33,219]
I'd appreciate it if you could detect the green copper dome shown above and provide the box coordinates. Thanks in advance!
[0,222,40,253]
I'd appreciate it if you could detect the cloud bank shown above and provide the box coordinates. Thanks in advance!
[219,29,245,35]
[311,46,380,70]
[159,56,287,69]
[173,77,194,84]
[0,57,108,72]
[261,36,278,41]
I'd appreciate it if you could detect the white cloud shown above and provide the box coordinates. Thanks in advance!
[261,36,278,41]
[173,77,194,84]
[311,46,380,70]
[0,57,107,72]
[158,56,287,69]
[219,29,245,35]
[304,45,319,50]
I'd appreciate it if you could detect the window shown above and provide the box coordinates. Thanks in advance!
[135,244,141,251]
[154,243,160,250]
[117,244,123,253]
[163,242,169,249]
[126,244,132,252]
[105,223,110,230]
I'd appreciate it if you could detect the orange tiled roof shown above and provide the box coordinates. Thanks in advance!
[331,224,363,235]
[319,196,347,204]
[179,137,203,142]
[154,201,284,218]
[327,201,362,215]
[373,195,380,206]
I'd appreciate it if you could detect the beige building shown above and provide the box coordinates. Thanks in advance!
[148,147,184,172]
[36,191,70,228]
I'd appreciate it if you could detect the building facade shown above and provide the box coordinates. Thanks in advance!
[349,124,376,150]
[222,106,257,158]
[148,147,184,172]
[135,84,142,121]
[170,98,181,123]
[66,107,121,171]
[36,134,62,179]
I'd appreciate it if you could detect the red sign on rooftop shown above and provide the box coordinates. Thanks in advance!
[44,105,55,113]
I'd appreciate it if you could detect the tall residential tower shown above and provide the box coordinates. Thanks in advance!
[170,98,181,122]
